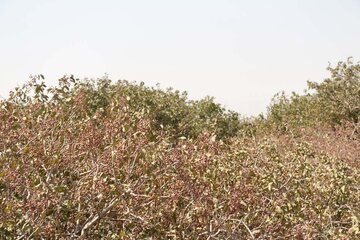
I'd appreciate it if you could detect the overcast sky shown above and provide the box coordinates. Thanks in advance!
[0,0,359,116]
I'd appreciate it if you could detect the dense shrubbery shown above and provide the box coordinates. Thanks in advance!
[267,58,360,135]
[0,59,359,239]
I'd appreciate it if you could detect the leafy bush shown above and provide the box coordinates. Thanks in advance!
[0,61,359,239]
[267,58,360,134]
[308,58,360,125]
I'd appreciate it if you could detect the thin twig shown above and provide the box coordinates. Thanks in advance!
[80,197,120,236]
[241,220,255,239]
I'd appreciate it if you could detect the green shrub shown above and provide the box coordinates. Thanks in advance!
[267,58,360,134]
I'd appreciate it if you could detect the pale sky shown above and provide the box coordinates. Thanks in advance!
[0,0,359,116]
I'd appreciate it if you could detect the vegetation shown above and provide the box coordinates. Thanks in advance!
[0,59,359,239]
[268,58,360,132]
